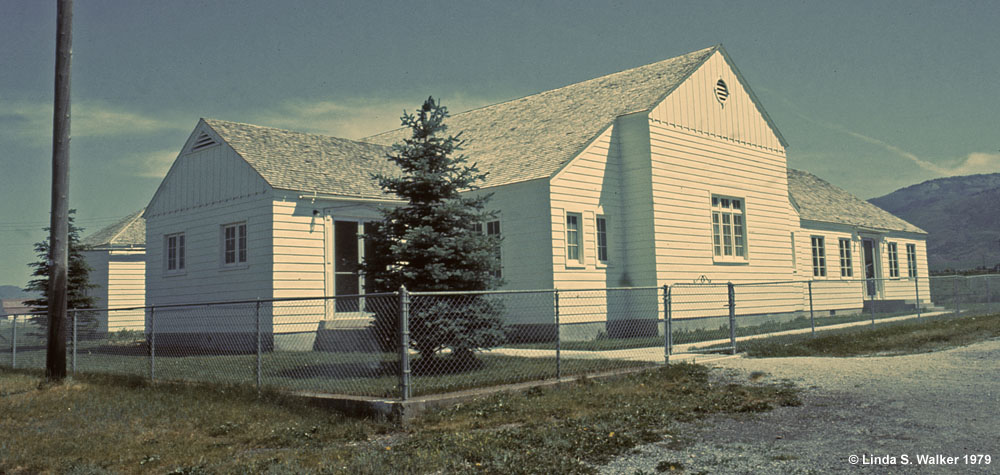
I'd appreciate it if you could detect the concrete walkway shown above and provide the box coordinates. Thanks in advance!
[486,310,952,363]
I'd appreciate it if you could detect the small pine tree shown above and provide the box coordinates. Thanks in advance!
[364,97,505,370]
[24,210,97,331]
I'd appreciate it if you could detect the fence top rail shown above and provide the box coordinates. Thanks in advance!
[929,274,999,281]
[59,292,400,314]
[408,285,662,296]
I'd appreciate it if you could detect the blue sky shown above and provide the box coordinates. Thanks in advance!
[1,0,998,288]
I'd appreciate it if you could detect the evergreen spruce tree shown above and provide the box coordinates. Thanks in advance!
[364,97,505,371]
[24,209,97,331]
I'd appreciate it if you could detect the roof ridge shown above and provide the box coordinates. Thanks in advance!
[363,44,719,142]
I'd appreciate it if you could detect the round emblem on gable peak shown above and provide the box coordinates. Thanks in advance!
[715,79,729,107]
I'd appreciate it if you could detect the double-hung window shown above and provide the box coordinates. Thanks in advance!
[838,238,853,277]
[906,244,918,278]
[596,215,608,264]
[711,196,747,261]
[887,242,899,278]
[566,212,582,264]
[811,236,826,277]
[222,222,248,267]
[165,233,185,274]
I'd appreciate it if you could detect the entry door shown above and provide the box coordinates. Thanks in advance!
[862,238,879,297]
[334,220,362,311]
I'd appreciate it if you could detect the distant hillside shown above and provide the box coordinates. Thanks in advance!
[0,285,37,299]
[869,173,1000,271]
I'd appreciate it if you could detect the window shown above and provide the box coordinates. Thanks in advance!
[596,215,608,264]
[887,242,899,278]
[711,196,747,260]
[566,212,582,264]
[790,232,797,273]
[165,233,185,273]
[838,238,853,277]
[811,236,826,277]
[906,244,918,278]
[486,219,502,278]
[222,222,247,266]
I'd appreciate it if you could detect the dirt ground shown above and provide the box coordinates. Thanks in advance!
[599,339,999,474]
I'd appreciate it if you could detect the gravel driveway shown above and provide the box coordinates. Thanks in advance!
[599,339,999,474]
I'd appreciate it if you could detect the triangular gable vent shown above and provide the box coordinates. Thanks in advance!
[190,132,218,152]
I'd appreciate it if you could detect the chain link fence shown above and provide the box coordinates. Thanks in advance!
[2,274,996,400]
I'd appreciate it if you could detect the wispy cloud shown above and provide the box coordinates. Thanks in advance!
[252,94,503,140]
[127,148,180,179]
[0,98,185,144]
[786,107,1000,177]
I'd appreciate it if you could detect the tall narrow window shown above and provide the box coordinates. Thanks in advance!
[887,242,899,278]
[711,196,747,261]
[811,236,826,277]
[838,238,853,277]
[596,215,608,264]
[566,212,582,264]
[165,233,185,273]
[790,232,797,273]
[486,219,502,278]
[223,222,248,266]
[906,244,918,278]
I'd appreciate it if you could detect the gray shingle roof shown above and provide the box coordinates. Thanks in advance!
[788,169,925,234]
[364,45,718,188]
[203,119,398,199]
[80,209,147,248]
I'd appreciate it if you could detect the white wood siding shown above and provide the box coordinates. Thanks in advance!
[106,250,145,331]
[650,50,783,152]
[479,179,553,291]
[146,131,270,217]
[145,194,275,334]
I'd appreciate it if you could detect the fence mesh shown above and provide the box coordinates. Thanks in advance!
[2,274,997,400]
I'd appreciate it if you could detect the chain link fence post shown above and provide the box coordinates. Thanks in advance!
[554,289,560,379]
[10,315,16,369]
[71,310,77,376]
[728,282,736,355]
[663,284,671,364]
[870,282,876,327]
[808,281,815,337]
[399,286,411,401]
[987,275,993,315]
[914,276,921,319]
[149,305,156,382]
[256,298,262,394]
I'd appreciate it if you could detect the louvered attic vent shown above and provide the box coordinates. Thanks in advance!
[715,79,729,106]
[190,132,217,152]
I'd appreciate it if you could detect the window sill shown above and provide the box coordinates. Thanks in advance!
[163,270,187,277]
[712,258,749,266]
[220,264,249,272]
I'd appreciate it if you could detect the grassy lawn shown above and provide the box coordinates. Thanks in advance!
[0,363,799,473]
[4,341,651,399]
[737,312,1000,357]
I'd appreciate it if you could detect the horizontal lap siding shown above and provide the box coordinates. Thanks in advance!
[798,229,864,310]
[648,123,794,284]
[271,198,326,301]
[479,180,553,292]
[146,195,275,319]
[106,252,146,331]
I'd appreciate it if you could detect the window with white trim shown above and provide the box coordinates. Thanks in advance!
[811,236,826,277]
[887,242,899,278]
[906,244,918,278]
[596,215,608,264]
[222,222,248,267]
[838,238,853,277]
[711,195,747,261]
[165,232,185,274]
[566,212,582,264]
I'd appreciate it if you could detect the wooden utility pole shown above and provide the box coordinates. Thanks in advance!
[47,0,73,381]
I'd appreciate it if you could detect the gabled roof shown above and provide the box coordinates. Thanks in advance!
[202,119,398,199]
[364,45,718,188]
[788,169,925,234]
[80,209,147,248]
